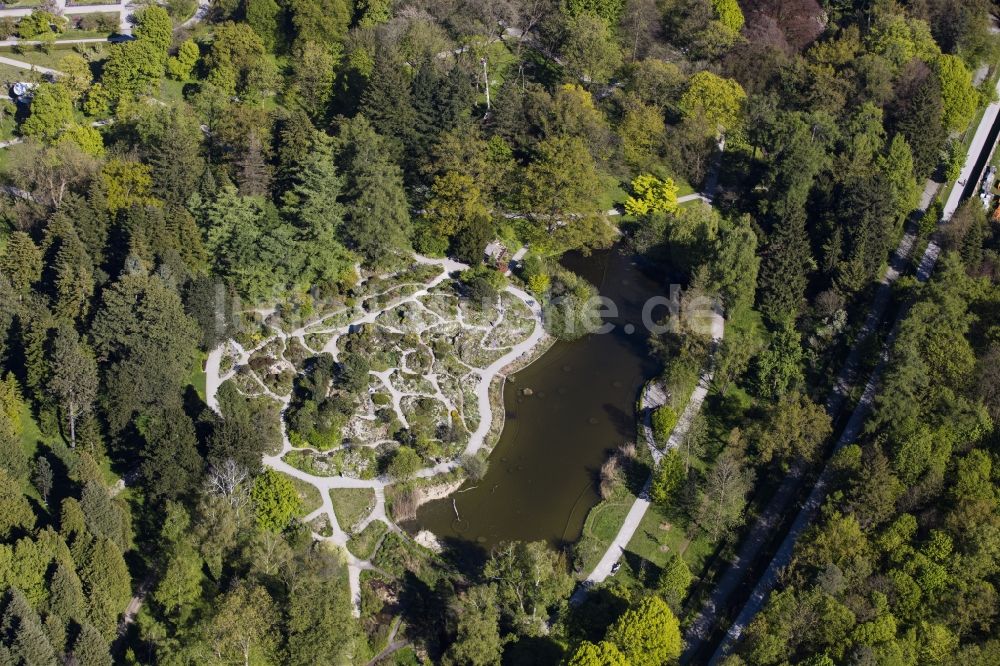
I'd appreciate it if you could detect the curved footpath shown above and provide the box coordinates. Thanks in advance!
[571,311,724,602]
[204,254,547,615]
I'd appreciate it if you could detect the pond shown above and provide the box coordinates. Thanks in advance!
[414,246,666,549]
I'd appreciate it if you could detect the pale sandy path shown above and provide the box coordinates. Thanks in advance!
[205,254,546,615]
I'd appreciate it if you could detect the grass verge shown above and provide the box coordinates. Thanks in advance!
[348,520,387,559]
[330,487,376,533]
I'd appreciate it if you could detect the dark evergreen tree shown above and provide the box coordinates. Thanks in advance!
[758,210,813,324]
[891,65,947,178]
[137,401,204,503]
[69,623,111,666]
[48,562,86,626]
[235,132,273,197]
[147,108,206,209]
[273,109,318,196]
[358,50,416,153]
[0,588,57,666]
[335,117,412,266]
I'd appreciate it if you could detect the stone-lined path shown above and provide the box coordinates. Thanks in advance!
[205,255,546,615]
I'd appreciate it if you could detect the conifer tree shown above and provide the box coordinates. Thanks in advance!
[48,561,86,625]
[0,233,42,298]
[70,623,111,666]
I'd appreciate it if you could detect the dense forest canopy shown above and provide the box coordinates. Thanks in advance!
[0,0,998,663]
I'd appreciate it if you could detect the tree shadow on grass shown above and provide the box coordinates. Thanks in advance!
[562,586,629,645]
[397,569,452,660]
[503,635,565,665]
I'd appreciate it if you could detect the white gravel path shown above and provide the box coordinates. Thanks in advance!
[204,254,546,615]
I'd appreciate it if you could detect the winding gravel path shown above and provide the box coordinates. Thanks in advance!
[204,254,546,614]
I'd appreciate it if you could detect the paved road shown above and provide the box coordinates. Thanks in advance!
[0,36,109,47]
[682,179,935,664]
[696,71,1000,666]
[942,84,1000,219]
[680,168,938,662]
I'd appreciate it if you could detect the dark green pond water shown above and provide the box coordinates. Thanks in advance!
[414,247,664,549]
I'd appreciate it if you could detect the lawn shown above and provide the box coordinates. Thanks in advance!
[1,43,108,70]
[0,59,44,81]
[0,142,14,172]
[347,520,387,559]
[158,78,186,105]
[482,38,517,105]
[574,498,633,575]
[623,502,713,573]
[596,173,627,212]
[19,403,55,465]
[330,487,375,533]
[282,473,322,517]
[57,28,115,40]
[186,352,206,402]
[18,403,119,491]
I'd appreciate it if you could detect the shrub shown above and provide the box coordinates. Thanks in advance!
[650,450,684,506]
[386,446,421,480]
[541,267,602,340]
[251,469,302,531]
[460,453,487,482]
[388,484,418,522]
[599,455,623,500]
[95,13,120,33]
[651,405,678,444]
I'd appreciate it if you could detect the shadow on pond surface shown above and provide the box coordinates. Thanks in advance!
[414,247,667,550]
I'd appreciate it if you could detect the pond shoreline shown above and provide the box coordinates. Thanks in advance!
[415,247,665,548]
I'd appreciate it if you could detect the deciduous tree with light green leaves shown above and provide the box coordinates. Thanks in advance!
[565,0,624,22]
[679,71,746,136]
[712,0,744,33]
[206,583,279,665]
[20,83,74,143]
[935,54,979,131]
[562,12,622,85]
[57,53,93,103]
[101,38,167,101]
[625,174,679,216]
[166,39,200,80]
[567,640,629,666]
[442,584,503,666]
[607,595,682,665]
[133,6,173,53]
[58,123,105,157]
[251,469,302,531]
[99,159,159,213]
[521,135,613,253]
[244,0,281,51]
[356,0,391,27]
